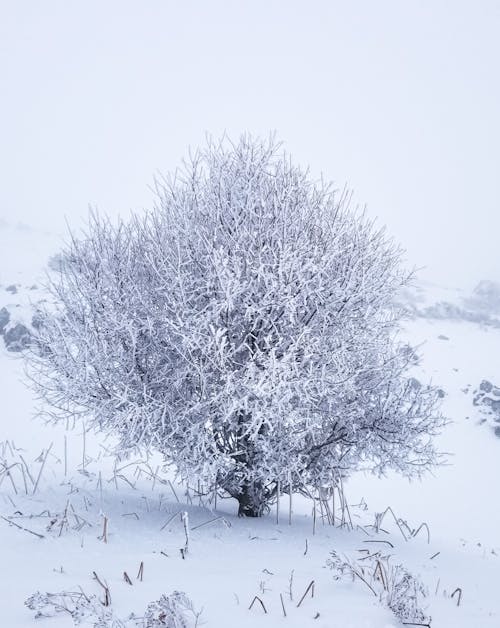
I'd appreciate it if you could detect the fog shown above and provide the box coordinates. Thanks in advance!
[1,1,499,288]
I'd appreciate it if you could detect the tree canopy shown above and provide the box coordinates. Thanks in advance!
[29,136,442,516]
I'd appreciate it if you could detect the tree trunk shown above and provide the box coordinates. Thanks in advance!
[236,482,266,517]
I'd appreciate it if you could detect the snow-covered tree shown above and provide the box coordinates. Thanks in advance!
[28,136,443,516]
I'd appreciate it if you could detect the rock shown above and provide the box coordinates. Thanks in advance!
[473,380,500,430]
[5,284,17,294]
[3,323,31,352]
[482,397,500,414]
[437,334,449,341]
[494,426,500,438]
[0,307,10,334]
[480,380,493,393]
[436,389,446,398]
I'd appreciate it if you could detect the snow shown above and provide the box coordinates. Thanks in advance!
[1,242,499,627]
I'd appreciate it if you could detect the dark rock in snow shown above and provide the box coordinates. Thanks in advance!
[6,284,18,294]
[437,334,449,341]
[0,307,10,334]
[473,380,500,430]
[3,323,31,352]
[480,380,493,393]
[482,397,500,414]
[494,426,500,438]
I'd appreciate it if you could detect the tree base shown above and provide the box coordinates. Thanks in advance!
[237,502,262,517]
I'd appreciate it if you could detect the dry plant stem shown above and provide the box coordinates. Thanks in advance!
[122,512,140,520]
[33,442,53,495]
[191,516,226,531]
[70,504,92,529]
[82,426,86,472]
[351,568,378,597]
[373,560,387,590]
[318,493,326,525]
[137,561,144,581]
[1,463,19,494]
[451,587,462,606]
[20,463,28,494]
[280,593,287,617]
[363,539,394,548]
[412,522,431,543]
[19,455,35,486]
[248,596,267,614]
[296,580,315,608]
[276,479,280,524]
[59,501,69,537]
[356,524,371,536]
[332,483,335,526]
[378,506,408,541]
[160,510,182,531]
[92,571,111,606]
[168,480,180,503]
[181,511,190,555]
[99,516,108,543]
[0,515,45,539]
[123,571,132,585]
[78,586,91,603]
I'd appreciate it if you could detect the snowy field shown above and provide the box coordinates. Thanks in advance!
[1,226,499,627]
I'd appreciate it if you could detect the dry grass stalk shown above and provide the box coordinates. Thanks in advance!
[248,595,267,613]
[296,580,315,608]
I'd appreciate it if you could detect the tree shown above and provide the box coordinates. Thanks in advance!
[28,136,443,516]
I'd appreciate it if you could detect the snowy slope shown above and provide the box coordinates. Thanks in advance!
[0,238,499,627]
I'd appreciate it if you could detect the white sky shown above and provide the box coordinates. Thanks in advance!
[1,1,499,287]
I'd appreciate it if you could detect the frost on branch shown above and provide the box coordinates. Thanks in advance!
[27,135,443,516]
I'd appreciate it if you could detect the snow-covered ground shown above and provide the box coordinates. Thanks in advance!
[1,227,499,627]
